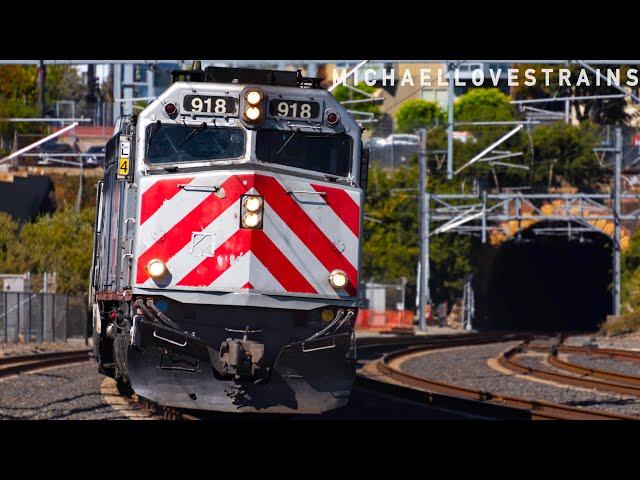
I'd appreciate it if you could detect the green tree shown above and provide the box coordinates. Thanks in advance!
[512,64,635,126]
[0,64,85,148]
[0,213,19,271]
[2,207,95,293]
[527,121,604,189]
[454,87,514,124]
[622,230,640,312]
[45,65,86,106]
[363,159,473,305]
[0,65,37,101]
[444,88,516,185]
[395,99,445,133]
[331,82,380,117]
[0,97,40,141]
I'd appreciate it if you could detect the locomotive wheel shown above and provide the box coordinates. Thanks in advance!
[116,377,134,397]
[97,335,116,378]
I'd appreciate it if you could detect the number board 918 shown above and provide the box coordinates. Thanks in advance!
[183,95,237,116]
[269,99,320,120]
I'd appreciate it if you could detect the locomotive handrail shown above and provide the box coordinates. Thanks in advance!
[302,338,336,353]
[178,184,226,198]
[287,190,327,196]
[153,329,188,347]
[178,184,221,192]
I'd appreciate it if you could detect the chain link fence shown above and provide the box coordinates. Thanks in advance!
[0,292,88,343]
[356,280,414,331]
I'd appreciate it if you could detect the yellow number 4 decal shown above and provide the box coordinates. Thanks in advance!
[118,158,129,176]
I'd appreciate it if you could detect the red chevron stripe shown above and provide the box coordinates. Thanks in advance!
[255,175,358,296]
[176,229,317,294]
[140,176,194,225]
[310,183,360,237]
[250,230,317,294]
[177,229,251,287]
[136,174,253,284]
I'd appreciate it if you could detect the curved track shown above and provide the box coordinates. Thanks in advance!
[371,338,635,420]
[5,334,636,420]
[503,341,640,397]
[127,333,640,420]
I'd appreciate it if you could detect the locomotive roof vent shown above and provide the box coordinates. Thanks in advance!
[171,66,323,89]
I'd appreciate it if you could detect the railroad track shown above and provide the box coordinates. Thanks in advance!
[129,395,200,420]
[5,333,633,420]
[0,349,91,378]
[365,337,635,420]
[127,332,524,420]
[502,341,640,398]
[0,350,192,420]
[129,333,517,420]
[130,331,640,420]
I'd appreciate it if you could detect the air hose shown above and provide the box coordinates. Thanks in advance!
[134,298,183,331]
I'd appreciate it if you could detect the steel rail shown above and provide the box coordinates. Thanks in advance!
[547,354,640,387]
[526,343,640,387]
[499,344,640,399]
[557,345,640,363]
[129,395,200,421]
[132,333,517,420]
[375,342,633,420]
[0,349,91,377]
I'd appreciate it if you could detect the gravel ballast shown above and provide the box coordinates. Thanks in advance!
[0,339,91,358]
[399,341,640,416]
[564,353,640,378]
[564,333,640,351]
[0,361,135,420]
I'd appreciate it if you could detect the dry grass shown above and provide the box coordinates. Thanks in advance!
[600,311,640,337]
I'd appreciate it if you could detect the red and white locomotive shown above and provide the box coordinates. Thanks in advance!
[90,66,369,413]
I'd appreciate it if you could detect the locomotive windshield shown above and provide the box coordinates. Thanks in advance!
[145,123,245,164]
[256,129,352,177]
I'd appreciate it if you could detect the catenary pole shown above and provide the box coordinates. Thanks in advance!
[613,127,622,316]
[447,62,454,179]
[418,128,429,331]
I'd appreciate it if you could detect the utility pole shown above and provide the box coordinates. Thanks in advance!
[37,60,46,117]
[613,127,622,316]
[418,128,429,331]
[76,161,84,212]
[105,64,114,126]
[85,64,97,124]
[446,62,455,179]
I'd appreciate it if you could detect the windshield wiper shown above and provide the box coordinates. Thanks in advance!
[147,120,161,147]
[177,122,208,148]
[274,127,299,160]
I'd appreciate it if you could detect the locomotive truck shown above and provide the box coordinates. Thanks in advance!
[90,66,369,413]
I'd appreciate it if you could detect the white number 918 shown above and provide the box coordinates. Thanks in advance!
[190,97,227,114]
[277,101,312,118]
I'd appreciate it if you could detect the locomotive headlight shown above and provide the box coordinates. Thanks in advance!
[246,90,262,106]
[147,259,167,278]
[242,88,265,125]
[240,194,264,229]
[321,309,335,322]
[328,270,348,288]
[243,212,261,228]
[245,106,261,121]
[243,195,263,212]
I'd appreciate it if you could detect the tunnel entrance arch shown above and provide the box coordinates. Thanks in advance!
[425,187,635,332]
[482,220,612,332]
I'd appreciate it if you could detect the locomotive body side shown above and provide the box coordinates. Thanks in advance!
[91,69,368,413]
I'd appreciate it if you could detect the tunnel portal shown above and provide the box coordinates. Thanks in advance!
[483,221,612,332]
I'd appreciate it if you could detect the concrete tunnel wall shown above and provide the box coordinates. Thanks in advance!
[472,222,613,332]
